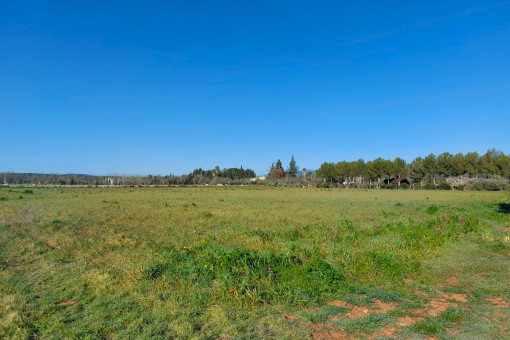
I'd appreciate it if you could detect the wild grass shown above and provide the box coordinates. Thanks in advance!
[0,187,509,339]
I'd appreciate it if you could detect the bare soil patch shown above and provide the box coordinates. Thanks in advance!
[58,300,78,306]
[343,299,397,319]
[313,329,347,340]
[486,297,509,308]
[413,292,467,317]
[327,300,352,308]
[310,291,468,339]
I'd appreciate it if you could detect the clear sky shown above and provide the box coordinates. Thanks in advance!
[2,1,509,176]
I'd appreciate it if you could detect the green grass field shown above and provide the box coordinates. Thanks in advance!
[1,187,509,339]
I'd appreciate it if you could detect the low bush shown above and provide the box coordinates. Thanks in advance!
[423,182,436,190]
[438,182,451,190]
[469,179,510,191]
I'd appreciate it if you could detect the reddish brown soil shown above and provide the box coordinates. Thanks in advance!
[58,300,78,306]
[312,329,346,340]
[486,297,509,308]
[343,299,397,319]
[291,289,469,339]
[327,300,352,308]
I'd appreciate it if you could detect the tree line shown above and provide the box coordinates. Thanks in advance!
[315,149,509,189]
[1,166,256,186]
[2,149,509,189]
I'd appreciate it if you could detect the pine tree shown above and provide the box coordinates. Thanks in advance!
[287,155,298,177]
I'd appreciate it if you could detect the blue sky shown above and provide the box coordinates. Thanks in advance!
[1,1,509,176]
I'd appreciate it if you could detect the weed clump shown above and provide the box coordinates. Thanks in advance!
[425,204,440,214]
[102,200,119,204]
[144,263,170,280]
[413,317,447,335]
[201,211,213,218]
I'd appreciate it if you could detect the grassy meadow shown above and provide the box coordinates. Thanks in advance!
[1,186,509,339]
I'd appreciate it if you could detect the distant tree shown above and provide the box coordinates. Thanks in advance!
[437,152,453,177]
[423,153,437,183]
[450,153,466,176]
[350,159,365,188]
[393,157,406,187]
[496,153,510,177]
[276,159,283,170]
[316,162,335,184]
[287,155,298,177]
[409,157,425,187]
[335,161,348,184]
[381,159,394,185]
[269,159,286,180]
[371,157,385,188]
[464,152,480,177]
[480,149,500,177]
[363,160,378,188]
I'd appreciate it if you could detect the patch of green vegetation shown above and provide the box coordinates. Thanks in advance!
[413,316,448,335]
[200,211,213,218]
[440,306,466,323]
[146,245,343,305]
[412,307,466,336]
[425,204,440,214]
[102,199,119,204]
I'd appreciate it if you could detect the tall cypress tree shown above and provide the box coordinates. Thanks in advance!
[287,155,298,177]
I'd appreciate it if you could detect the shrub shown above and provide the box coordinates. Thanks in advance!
[400,183,409,190]
[469,179,510,191]
[438,182,451,190]
[455,185,465,190]
[23,189,34,194]
[423,182,436,190]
